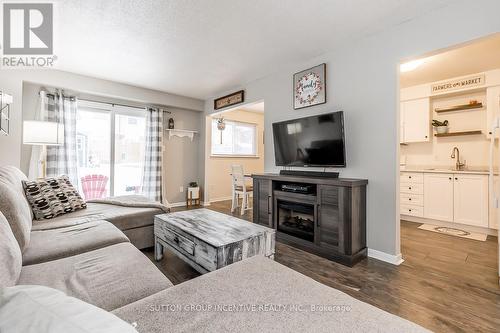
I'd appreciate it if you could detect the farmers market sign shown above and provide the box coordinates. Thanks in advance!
[431,74,485,94]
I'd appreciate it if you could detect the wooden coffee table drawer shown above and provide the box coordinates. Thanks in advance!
[156,225,195,256]
[154,209,275,274]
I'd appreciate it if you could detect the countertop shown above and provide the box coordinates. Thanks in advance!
[401,166,492,175]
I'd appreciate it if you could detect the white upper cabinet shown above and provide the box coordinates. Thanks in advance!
[486,86,500,138]
[424,173,454,222]
[453,174,489,227]
[400,98,430,143]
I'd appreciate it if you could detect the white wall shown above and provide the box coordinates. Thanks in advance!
[0,69,204,168]
[204,0,500,258]
[401,90,492,168]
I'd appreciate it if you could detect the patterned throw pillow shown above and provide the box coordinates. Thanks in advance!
[22,176,87,220]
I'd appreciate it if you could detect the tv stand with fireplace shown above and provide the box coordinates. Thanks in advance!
[252,173,367,266]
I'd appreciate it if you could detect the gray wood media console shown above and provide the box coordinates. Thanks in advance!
[252,173,368,266]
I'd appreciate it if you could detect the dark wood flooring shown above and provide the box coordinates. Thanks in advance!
[144,200,500,333]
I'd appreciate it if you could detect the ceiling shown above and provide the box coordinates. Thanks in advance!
[53,0,454,99]
[400,34,500,88]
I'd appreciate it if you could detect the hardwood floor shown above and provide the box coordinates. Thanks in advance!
[145,200,500,333]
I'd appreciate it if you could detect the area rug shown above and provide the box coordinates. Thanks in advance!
[418,224,487,241]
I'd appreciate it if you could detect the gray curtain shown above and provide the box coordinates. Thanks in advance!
[142,107,164,202]
[28,90,78,186]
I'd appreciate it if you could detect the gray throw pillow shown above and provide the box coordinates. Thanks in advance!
[22,176,87,220]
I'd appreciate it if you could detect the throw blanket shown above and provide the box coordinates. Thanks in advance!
[87,195,170,213]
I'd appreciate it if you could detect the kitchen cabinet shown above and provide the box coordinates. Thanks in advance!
[400,172,424,217]
[400,98,430,143]
[423,173,454,222]
[453,174,489,227]
[486,86,500,139]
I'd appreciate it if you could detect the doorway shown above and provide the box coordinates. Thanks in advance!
[397,34,500,286]
[204,101,265,218]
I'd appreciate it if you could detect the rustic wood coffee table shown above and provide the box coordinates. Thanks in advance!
[154,209,275,274]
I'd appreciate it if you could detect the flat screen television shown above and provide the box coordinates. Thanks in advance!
[272,111,346,167]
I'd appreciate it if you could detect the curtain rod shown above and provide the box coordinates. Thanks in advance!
[40,91,171,114]
[79,98,172,114]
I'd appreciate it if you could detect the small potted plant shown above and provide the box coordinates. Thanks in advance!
[432,119,449,134]
[187,182,200,207]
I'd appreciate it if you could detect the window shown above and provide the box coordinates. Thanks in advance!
[76,101,146,197]
[211,119,257,156]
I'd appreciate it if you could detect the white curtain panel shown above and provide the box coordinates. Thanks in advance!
[142,107,164,203]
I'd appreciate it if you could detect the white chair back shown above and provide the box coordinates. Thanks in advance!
[231,165,245,189]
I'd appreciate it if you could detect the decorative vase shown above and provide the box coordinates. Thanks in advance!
[168,118,174,129]
[435,126,448,134]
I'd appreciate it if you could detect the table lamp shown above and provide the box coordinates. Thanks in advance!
[23,120,64,178]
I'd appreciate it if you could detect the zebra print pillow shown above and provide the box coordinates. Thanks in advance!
[22,176,87,220]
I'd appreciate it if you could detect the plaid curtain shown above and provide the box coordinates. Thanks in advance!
[142,107,164,202]
[44,91,78,185]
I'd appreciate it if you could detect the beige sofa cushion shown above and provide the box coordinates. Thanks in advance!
[18,243,173,311]
[23,220,130,266]
[0,212,22,288]
[113,256,428,333]
[31,202,162,231]
[0,166,32,252]
[0,285,138,333]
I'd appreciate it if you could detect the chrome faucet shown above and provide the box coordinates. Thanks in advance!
[451,147,466,170]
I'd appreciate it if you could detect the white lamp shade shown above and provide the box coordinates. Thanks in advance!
[23,121,64,145]
[1,93,13,105]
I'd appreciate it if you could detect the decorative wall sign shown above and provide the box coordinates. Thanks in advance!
[214,90,245,110]
[294,63,326,109]
[431,74,485,94]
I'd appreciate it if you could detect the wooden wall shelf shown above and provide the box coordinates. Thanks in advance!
[165,129,198,141]
[435,130,482,137]
[435,103,483,113]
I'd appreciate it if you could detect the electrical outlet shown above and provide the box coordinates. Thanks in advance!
[179,186,184,193]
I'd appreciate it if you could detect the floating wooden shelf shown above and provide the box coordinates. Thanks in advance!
[165,129,198,141]
[435,103,483,113]
[435,130,482,137]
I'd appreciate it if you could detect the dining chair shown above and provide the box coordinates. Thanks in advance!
[231,165,252,215]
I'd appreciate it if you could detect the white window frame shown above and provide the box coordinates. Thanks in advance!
[211,119,258,157]
[77,100,146,196]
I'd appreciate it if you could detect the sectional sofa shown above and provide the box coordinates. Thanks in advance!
[0,166,428,332]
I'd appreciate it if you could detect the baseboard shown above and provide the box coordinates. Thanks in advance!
[209,196,233,203]
[208,194,253,204]
[367,248,404,266]
[168,201,188,208]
